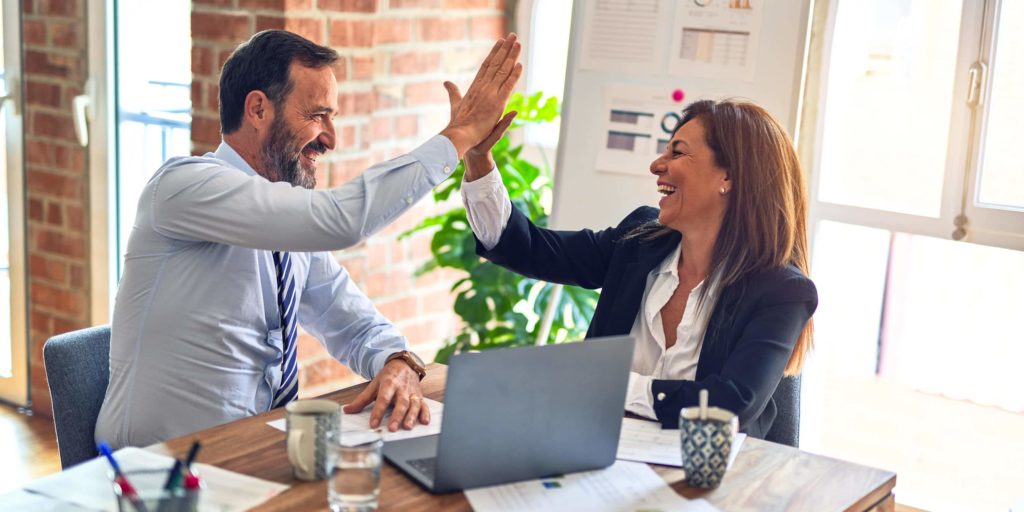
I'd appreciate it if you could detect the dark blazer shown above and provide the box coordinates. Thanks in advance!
[477,205,818,439]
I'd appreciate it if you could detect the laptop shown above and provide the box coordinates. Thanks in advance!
[383,335,635,493]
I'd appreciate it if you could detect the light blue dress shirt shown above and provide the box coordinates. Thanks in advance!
[95,136,458,449]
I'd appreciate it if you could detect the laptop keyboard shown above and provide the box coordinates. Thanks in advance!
[407,457,437,481]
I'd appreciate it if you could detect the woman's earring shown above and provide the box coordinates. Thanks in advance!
[720,187,727,195]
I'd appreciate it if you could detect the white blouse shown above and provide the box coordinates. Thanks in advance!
[462,170,719,420]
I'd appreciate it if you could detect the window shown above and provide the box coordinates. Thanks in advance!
[802,1,1024,508]
[517,0,574,148]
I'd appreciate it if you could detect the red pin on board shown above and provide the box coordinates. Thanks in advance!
[672,89,685,103]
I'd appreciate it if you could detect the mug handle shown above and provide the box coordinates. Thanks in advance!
[287,429,311,475]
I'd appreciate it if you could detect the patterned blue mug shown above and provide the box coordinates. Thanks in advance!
[286,399,341,481]
[679,405,739,489]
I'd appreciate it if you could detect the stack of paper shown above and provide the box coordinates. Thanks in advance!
[464,460,720,512]
[22,447,288,511]
[267,397,444,446]
[617,417,746,469]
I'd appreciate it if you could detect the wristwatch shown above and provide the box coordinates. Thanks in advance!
[386,350,427,380]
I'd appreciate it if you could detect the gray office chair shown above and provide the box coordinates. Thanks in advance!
[42,325,111,468]
[764,375,801,448]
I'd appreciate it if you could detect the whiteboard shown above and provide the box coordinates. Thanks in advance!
[551,0,813,231]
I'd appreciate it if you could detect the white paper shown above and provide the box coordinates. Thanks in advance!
[579,0,670,74]
[617,418,746,471]
[0,489,92,511]
[668,0,764,81]
[22,446,288,512]
[596,84,693,176]
[465,460,718,512]
[267,397,444,446]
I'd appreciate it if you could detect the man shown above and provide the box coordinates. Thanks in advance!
[95,30,521,448]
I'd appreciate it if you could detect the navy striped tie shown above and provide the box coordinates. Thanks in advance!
[272,251,299,408]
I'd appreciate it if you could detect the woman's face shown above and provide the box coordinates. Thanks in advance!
[649,118,730,233]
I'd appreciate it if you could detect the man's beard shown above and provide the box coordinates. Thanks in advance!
[260,116,326,189]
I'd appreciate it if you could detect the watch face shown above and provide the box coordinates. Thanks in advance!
[408,351,425,367]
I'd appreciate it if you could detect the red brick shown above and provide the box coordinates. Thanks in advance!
[318,0,377,12]
[256,14,286,32]
[39,0,79,17]
[417,17,466,42]
[54,145,85,173]
[34,229,86,259]
[373,85,401,110]
[191,116,222,146]
[23,19,46,45]
[27,170,80,199]
[205,82,220,112]
[404,81,447,106]
[24,49,79,79]
[69,264,85,289]
[391,50,441,75]
[286,0,314,8]
[191,11,253,45]
[377,296,417,321]
[351,54,375,80]
[374,19,412,45]
[45,202,63,226]
[393,116,416,139]
[192,46,214,76]
[28,198,44,221]
[49,20,79,48]
[329,55,348,82]
[31,282,84,315]
[238,0,285,9]
[65,205,85,231]
[29,254,67,283]
[391,0,441,7]
[217,49,233,70]
[26,140,55,166]
[370,116,392,140]
[31,311,52,333]
[193,0,234,5]
[285,17,324,44]
[329,19,373,47]
[31,111,77,140]
[25,80,61,108]
[443,0,490,8]
[298,358,358,391]
[336,125,357,150]
[337,91,375,116]
[470,15,504,40]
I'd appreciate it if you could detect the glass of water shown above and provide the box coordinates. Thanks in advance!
[327,429,383,512]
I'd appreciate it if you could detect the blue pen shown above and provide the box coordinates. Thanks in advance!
[98,441,150,512]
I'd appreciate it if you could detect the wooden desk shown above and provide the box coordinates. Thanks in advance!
[148,364,896,511]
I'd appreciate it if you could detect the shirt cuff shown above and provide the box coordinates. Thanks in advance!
[461,165,504,198]
[410,134,460,185]
[625,372,657,419]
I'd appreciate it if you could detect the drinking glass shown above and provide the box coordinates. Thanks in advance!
[327,429,383,512]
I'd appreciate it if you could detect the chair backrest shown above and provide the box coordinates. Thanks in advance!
[765,375,801,447]
[43,325,112,468]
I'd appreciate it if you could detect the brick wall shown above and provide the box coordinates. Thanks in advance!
[22,0,92,416]
[191,0,506,396]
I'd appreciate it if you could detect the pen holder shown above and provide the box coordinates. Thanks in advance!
[112,468,201,512]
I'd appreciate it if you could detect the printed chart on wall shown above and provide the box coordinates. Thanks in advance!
[578,0,671,74]
[597,84,694,176]
[669,0,764,82]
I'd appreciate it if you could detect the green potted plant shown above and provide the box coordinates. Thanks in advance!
[401,92,600,363]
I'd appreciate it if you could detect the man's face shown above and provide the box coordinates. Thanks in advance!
[260,63,338,189]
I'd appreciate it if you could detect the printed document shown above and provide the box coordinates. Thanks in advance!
[617,417,746,469]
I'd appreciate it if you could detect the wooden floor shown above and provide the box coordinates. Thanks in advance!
[0,404,60,495]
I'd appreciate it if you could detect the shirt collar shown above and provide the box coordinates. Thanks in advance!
[656,243,682,277]
[214,141,259,178]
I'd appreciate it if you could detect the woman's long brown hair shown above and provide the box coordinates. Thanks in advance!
[632,99,813,375]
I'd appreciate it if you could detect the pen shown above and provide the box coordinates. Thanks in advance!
[98,441,150,512]
[161,459,183,491]
[183,441,202,471]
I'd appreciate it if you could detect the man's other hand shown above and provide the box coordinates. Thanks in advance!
[343,359,430,432]
[440,33,523,158]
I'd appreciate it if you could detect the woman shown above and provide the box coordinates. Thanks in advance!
[460,99,817,439]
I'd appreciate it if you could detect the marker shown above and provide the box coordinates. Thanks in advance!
[98,441,149,512]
